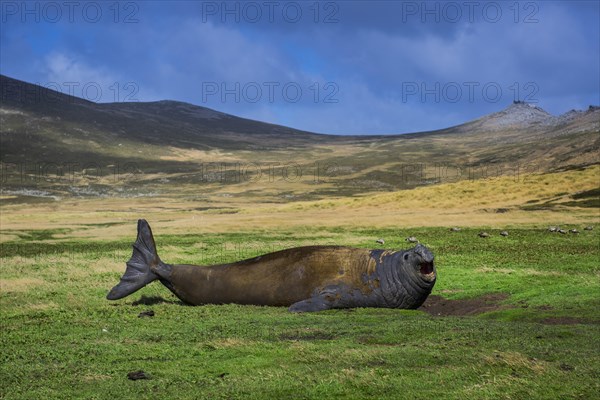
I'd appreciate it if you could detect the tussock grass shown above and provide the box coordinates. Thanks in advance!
[287,164,600,211]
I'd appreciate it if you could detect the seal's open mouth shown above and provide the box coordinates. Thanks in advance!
[419,261,434,275]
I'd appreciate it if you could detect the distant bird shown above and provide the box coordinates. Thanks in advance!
[375,239,385,245]
[500,231,509,237]
[548,226,558,232]
[127,371,150,380]
[138,310,155,318]
[584,226,594,231]
[405,236,418,243]
[569,229,579,234]
[450,227,461,232]
[557,229,567,234]
[478,232,490,238]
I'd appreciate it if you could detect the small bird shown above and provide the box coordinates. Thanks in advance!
[375,239,385,245]
[500,231,509,237]
[406,236,418,243]
[478,232,490,238]
[584,226,594,231]
[548,226,557,232]
[557,229,567,234]
[138,310,155,318]
[127,370,150,380]
[569,229,579,234]
[450,227,461,232]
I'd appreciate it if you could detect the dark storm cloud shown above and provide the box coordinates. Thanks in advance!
[0,1,598,134]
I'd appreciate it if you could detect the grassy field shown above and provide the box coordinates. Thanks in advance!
[1,221,599,399]
[1,162,599,399]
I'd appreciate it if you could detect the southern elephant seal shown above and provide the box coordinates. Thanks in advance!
[107,220,437,312]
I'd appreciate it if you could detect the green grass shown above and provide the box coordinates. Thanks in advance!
[1,227,599,399]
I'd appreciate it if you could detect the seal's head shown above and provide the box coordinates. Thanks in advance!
[402,244,436,284]
[376,244,436,309]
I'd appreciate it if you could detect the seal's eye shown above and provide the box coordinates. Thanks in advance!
[403,253,409,261]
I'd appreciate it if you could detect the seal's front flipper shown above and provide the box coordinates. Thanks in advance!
[289,297,334,313]
[107,219,162,300]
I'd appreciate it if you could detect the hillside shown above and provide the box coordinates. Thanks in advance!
[1,74,598,202]
[0,75,333,163]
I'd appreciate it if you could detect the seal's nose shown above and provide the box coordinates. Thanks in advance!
[412,244,435,275]
[413,244,434,263]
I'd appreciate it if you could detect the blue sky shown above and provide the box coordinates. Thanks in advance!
[1,1,598,134]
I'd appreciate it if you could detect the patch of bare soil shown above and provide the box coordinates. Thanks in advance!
[419,293,511,316]
[419,294,599,324]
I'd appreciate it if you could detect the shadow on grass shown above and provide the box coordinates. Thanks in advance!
[130,295,188,306]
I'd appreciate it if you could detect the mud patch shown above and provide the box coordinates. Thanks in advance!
[419,293,511,316]
[130,295,184,306]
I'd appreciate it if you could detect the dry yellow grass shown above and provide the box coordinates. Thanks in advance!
[0,278,46,293]
[288,165,599,210]
[159,147,241,163]
[483,351,548,374]
[0,166,597,241]
[208,338,258,349]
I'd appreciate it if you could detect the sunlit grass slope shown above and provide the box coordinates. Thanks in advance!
[1,166,598,243]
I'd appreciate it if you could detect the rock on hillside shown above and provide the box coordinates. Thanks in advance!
[452,101,599,133]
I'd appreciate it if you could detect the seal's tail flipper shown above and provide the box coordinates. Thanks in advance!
[106,219,162,300]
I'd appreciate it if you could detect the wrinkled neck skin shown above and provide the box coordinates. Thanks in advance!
[301,247,436,310]
[372,248,436,309]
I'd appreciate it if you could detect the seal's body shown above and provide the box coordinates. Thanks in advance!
[107,220,436,312]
